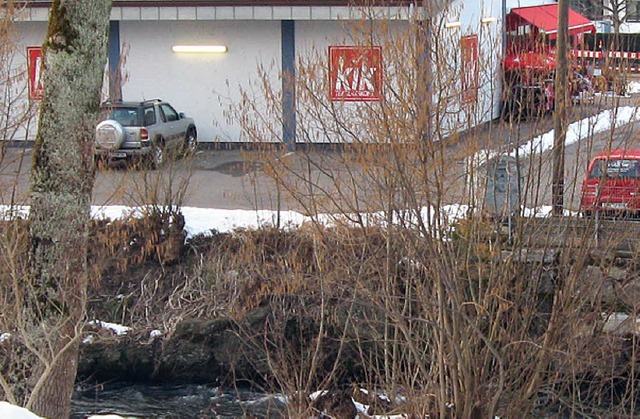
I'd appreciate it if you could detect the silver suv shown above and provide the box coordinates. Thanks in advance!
[95,99,197,168]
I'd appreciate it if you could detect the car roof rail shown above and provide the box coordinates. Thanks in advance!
[142,98,163,105]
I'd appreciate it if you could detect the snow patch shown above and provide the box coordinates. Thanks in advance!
[87,320,131,336]
[628,80,640,94]
[473,106,640,168]
[0,402,43,419]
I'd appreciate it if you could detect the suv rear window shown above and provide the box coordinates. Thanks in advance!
[589,159,640,179]
[108,107,140,127]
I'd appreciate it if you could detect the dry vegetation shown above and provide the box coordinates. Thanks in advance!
[219,4,640,417]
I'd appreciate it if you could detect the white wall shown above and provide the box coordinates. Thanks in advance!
[120,20,281,143]
[292,2,503,144]
[460,0,504,124]
[10,3,506,145]
[294,20,410,143]
[433,0,504,136]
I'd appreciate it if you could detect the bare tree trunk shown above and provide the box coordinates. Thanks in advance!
[553,0,569,215]
[28,1,111,417]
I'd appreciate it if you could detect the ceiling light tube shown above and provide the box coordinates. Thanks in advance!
[445,21,462,29]
[481,16,498,24]
[172,45,228,53]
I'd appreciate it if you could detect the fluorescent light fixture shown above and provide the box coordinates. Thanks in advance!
[481,16,498,24]
[172,45,228,53]
[445,21,462,29]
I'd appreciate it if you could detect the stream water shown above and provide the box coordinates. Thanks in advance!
[71,383,287,418]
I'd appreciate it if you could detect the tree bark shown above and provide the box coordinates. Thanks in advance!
[552,0,568,215]
[28,0,111,417]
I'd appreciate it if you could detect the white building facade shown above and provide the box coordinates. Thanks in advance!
[12,0,504,146]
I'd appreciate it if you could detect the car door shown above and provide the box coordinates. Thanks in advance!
[159,103,183,150]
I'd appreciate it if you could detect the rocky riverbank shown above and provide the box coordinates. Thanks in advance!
[74,213,640,417]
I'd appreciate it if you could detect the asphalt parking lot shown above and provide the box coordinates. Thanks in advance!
[1,93,639,214]
[0,147,281,210]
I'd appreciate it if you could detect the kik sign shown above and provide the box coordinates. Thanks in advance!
[27,46,44,101]
[328,46,383,102]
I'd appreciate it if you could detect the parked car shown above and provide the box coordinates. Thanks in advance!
[580,149,640,218]
[95,99,197,168]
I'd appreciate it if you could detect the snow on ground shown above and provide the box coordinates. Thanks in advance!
[0,402,43,419]
[86,320,131,336]
[1,204,473,240]
[90,206,308,237]
[513,106,640,157]
[473,106,640,167]
[628,80,640,94]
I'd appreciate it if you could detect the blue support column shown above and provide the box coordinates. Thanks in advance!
[108,21,122,101]
[281,20,296,151]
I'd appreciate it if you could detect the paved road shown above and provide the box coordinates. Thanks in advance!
[518,95,640,213]
[0,147,283,210]
[1,94,638,214]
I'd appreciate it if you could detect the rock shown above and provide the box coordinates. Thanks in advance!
[605,265,628,282]
[599,277,621,308]
[620,279,640,309]
[501,248,558,264]
[352,388,393,416]
[538,267,556,295]
[578,265,605,304]
[78,317,256,384]
[601,312,640,335]
[589,249,617,265]
[312,390,358,418]
[78,298,365,386]
[78,336,159,382]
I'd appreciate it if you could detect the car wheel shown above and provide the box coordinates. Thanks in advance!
[147,140,165,169]
[96,119,125,151]
[183,128,197,156]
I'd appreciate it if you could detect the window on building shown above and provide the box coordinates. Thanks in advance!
[571,0,604,20]
[628,0,640,21]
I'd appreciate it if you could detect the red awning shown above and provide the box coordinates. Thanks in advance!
[507,5,595,39]
[504,51,556,71]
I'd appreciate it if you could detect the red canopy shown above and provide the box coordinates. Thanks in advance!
[504,50,557,71]
[507,5,595,39]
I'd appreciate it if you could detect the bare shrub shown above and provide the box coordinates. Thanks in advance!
[219,2,640,418]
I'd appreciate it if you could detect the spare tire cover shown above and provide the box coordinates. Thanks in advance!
[95,119,125,150]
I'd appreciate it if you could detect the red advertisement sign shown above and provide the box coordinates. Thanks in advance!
[461,35,479,104]
[329,46,382,102]
[27,46,44,101]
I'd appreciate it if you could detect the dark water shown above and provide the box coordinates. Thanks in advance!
[71,383,287,418]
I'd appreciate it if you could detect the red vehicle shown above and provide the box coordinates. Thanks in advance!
[503,5,596,119]
[580,149,640,217]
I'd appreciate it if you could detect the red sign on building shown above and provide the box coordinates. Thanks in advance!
[329,46,383,102]
[27,46,44,101]
[461,35,479,104]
